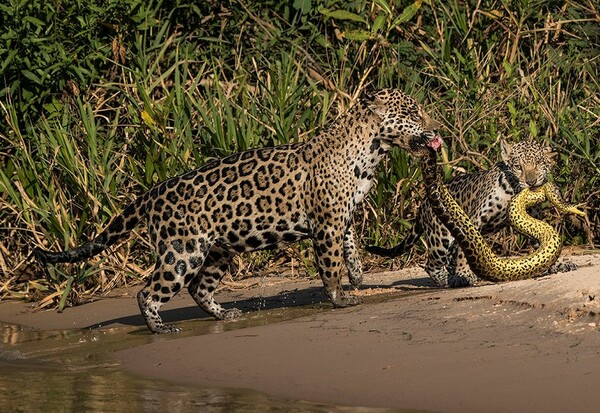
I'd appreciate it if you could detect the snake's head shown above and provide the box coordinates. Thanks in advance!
[420,146,443,187]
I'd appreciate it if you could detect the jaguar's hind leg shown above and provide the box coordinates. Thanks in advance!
[343,226,363,287]
[187,246,242,320]
[137,239,209,334]
[137,286,181,334]
[545,260,578,274]
[424,250,450,287]
[447,244,478,287]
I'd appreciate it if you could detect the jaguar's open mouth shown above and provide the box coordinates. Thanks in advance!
[408,132,444,155]
[428,134,443,151]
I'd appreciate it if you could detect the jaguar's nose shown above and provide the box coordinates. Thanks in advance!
[525,171,545,188]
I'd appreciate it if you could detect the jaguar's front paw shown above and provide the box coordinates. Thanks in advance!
[448,273,477,288]
[331,293,362,308]
[151,324,182,334]
[222,308,243,320]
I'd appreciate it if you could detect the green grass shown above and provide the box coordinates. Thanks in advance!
[1,0,598,305]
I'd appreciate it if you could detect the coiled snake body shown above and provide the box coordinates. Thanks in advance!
[422,149,585,281]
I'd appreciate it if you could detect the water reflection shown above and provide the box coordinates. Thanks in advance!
[2,358,415,412]
[0,298,430,413]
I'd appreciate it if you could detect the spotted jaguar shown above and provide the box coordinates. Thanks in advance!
[366,139,567,287]
[34,88,442,333]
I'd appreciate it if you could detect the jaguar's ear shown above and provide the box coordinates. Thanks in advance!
[365,92,386,118]
[544,142,558,159]
[421,111,441,131]
[500,138,512,162]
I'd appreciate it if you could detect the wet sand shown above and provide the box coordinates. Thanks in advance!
[2,253,600,412]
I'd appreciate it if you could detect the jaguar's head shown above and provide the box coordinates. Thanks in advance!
[366,89,442,155]
[501,139,555,189]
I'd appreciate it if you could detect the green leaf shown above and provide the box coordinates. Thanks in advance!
[293,0,312,14]
[507,101,517,118]
[391,2,420,26]
[371,13,387,34]
[343,29,374,41]
[42,99,64,116]
[503,60,513,77]
[21,69,42,84]
[23,16,45,27]
[319,8,367,24]
[373,0,392,16]
[529,120,538,138]
[145,152,156,184]
[0,49,17,73]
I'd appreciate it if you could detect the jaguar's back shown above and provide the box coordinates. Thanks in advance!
[367,139,554,287]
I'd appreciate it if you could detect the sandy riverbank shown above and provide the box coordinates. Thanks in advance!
[2,253,600,412]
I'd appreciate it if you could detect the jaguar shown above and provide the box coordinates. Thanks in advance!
[34,88,442,333]
[419,146,584,281]
[367,139,566,287]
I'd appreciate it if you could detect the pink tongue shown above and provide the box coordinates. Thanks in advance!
[428,135,443,151]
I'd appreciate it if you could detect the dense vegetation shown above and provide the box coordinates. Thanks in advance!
[1,0,598,307]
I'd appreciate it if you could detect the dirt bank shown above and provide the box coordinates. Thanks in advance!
[2,253,600,412]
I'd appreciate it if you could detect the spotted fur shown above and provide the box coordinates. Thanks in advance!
[419,148,584,282]
[367,139,558,287]
[34,89,441,333]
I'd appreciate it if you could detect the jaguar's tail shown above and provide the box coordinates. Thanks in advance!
[365,221,423,258]
[33,196,146,265]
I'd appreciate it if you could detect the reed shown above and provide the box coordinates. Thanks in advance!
[1,0,597,305]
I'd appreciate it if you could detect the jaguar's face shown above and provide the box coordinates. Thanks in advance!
[501,139,554,189]
[367,89,443,155]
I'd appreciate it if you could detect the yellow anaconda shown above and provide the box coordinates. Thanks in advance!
[421,148,585,281]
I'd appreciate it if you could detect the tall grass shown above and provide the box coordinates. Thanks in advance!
[1,0,598,305]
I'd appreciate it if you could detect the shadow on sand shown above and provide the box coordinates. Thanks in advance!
[85,276,436,331]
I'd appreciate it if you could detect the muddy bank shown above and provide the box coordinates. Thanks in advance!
[2,253,600,412]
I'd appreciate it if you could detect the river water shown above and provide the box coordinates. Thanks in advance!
[0,304,424,412]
